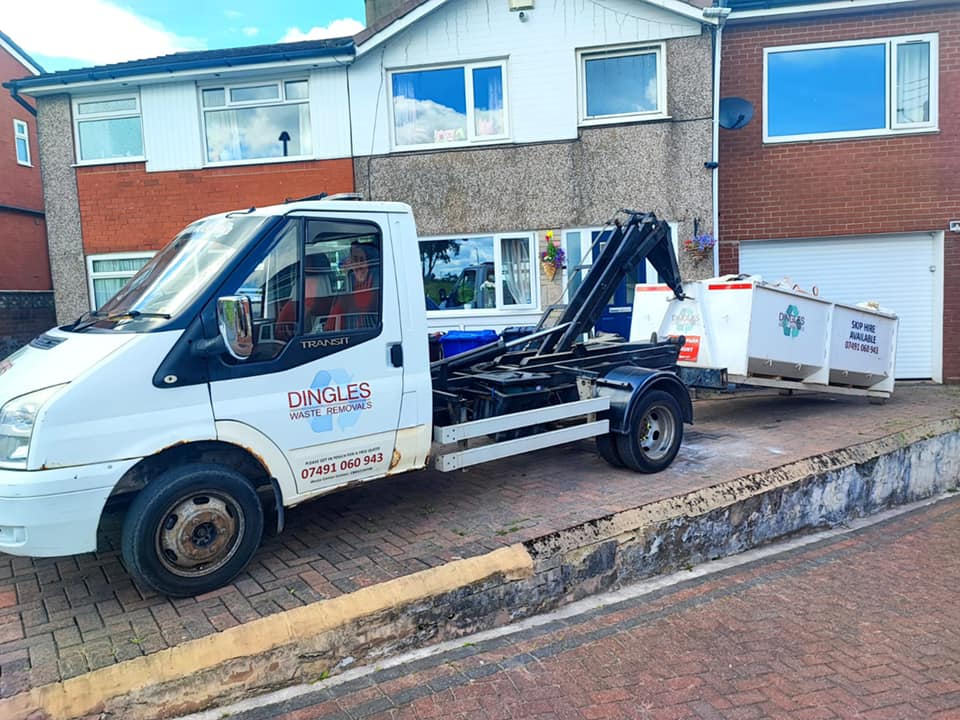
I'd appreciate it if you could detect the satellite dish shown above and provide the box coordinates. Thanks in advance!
[719,97,754,130]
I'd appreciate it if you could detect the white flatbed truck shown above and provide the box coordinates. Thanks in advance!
[0,200,693,596]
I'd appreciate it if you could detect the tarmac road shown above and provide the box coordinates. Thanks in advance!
[185,494,960,720]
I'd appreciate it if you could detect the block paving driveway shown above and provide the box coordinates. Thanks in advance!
[217,495,960,720]
[0,385,957,697]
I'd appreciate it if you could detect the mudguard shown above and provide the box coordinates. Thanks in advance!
[598,366,693,434]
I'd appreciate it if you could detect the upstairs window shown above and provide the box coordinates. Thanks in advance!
[13,119,30,165]
[390,61,508,150]
[201,79,312,164]
[764,34,938,142]
[579,44,666,125]
[74,95,144,162]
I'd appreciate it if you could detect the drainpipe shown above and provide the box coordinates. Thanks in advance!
[703,4,731,278]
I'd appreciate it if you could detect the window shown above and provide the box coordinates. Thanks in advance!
[764,34,938,142]
[202,79,312,163]
[233,219,382,361]
[87,253,154,309]
[390,61,508,149]
[420,233,535,312]
[13,120,30,165]
[74,95,144,162]
[579,44,666,124]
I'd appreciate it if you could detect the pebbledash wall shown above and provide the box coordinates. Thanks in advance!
[0,39,53,353]
[717,3,960,380]
[36,92,354,324]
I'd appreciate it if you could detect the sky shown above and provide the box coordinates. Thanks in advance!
[3,0,368,73]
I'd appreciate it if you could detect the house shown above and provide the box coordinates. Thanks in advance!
[8,0,722,338]
[0,30,53,356]
[718,0,959,382]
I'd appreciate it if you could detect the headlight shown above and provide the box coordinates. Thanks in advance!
[0,386,64,469]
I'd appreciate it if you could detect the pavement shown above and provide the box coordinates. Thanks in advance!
[206,495,960,720]
[0,383,958,716]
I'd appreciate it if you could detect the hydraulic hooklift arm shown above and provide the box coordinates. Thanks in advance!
[538,211,684,355]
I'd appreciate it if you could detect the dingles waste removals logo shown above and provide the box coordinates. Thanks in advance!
[779,304,806,338]
[288,381,372,419]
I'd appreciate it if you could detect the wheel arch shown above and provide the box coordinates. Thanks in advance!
[600,366,693,435]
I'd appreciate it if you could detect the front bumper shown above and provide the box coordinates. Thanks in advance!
[0,459,137,557]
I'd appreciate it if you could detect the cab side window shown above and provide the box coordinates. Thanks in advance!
[305,220,382,335]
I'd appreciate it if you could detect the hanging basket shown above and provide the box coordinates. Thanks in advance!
[541,261,558,281]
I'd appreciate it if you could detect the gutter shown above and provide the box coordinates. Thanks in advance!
[7,87,37,116]
[703,5,731,277]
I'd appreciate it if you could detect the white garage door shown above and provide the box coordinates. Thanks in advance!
[740,234,938,379]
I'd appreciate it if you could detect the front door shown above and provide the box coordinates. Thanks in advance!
[207,214,404,496]
[592,231,645,338]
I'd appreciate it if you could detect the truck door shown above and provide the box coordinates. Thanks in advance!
[207,214,403,496]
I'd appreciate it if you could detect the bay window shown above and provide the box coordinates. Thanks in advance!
[201,79,312,163]
[764,33,938,142]
[420,233,535,312]
[390,61,508,150]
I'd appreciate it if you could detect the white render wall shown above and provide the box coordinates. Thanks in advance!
[349,0,703,156]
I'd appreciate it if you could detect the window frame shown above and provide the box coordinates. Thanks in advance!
[13,119,30,166]
[72,93,145,165]
[763,33,939,144]
[199,78,313,167]
[388,59,511,152]
[420,231,538,318]
[577,42,668,127]
[86,251,155,310]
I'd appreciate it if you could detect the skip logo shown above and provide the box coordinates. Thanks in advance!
[779,305,806,338]
[287,369,373,432]
[671,308,698,334]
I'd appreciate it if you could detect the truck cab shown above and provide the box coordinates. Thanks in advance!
[0,200,434,596]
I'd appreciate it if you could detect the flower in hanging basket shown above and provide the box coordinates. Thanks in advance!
[540,231,566,268]
[683,232,715,258]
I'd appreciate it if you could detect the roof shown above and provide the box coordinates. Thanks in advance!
[6,36,354,92]
[0,29,44,75]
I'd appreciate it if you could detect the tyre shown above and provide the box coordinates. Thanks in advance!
[615,390,683,473]
[121,464,264,597]
[596,433,626,468]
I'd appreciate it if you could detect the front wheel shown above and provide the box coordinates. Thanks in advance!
[615,390,684,473]
[121,464,264,597]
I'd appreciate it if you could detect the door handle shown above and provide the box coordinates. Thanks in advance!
[389,343,403,368]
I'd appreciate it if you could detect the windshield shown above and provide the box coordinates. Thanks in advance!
[77,214,269,331]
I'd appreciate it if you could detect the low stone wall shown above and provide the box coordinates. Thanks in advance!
[0,292,56,358]
[5,420,958,720]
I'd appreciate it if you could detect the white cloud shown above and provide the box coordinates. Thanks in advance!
[4,0,204,66]
[281,18,365,43]
[241,27,260,37]
[224,9,243,19]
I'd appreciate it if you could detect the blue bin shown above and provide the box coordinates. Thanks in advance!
[439,330,499,358]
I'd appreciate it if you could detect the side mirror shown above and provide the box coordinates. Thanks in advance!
[217,295,254,360]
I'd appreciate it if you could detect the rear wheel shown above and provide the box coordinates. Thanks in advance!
[616,390,683,473]
[596,434,626,468]
[121,464,264,597]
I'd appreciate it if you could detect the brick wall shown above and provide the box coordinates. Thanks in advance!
[0,210,51,290]
[76,159,356,255]
[0,291,56,357]
[0,49,43,211]
[719,4,960,380]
